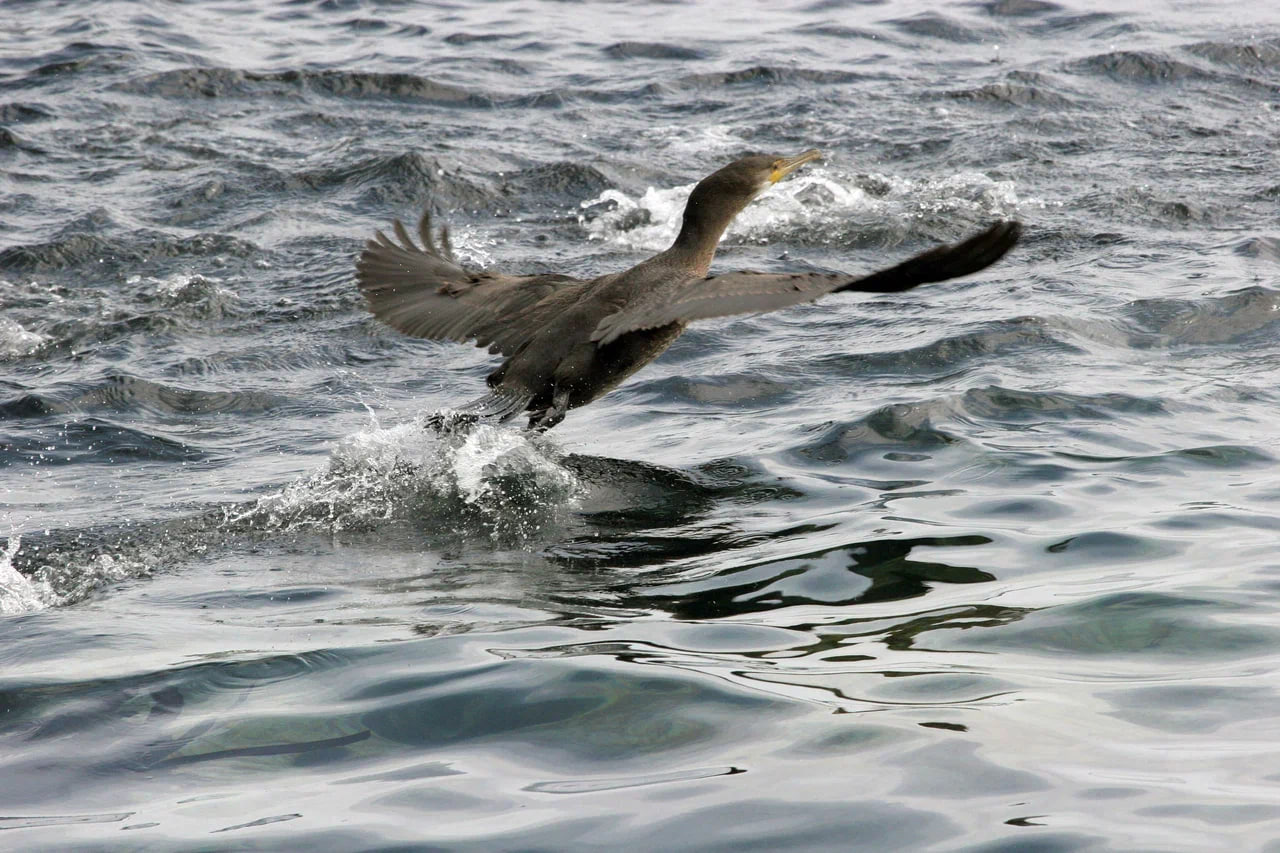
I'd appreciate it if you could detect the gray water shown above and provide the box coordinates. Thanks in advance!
[3,0,1280,849]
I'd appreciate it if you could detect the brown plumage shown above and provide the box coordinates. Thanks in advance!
[356,150,1021,430]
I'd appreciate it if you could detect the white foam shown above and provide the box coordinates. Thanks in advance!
[0,316,47,360]
[730,173,870,240]
[118,273,241,318]
[639,123,743,158]
[862,170,1032,219]
[449,226,499,268]
[0,537,54,615]
[579,184,693,251]
[578,167,1046,251]
[446,423,578,505]
[232,415,580,535]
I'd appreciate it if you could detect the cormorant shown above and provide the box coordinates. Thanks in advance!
[356,150,1020,430]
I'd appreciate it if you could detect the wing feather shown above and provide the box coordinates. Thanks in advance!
[591,221,1021,345]
[355,211,586,356]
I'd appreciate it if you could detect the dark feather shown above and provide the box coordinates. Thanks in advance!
[591,221,1021,344]
[355,212,586,356]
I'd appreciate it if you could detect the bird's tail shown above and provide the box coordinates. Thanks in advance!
[425,390,532,432]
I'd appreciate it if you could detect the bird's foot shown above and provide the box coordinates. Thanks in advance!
[526,389,570,432]
[424,410,480,434]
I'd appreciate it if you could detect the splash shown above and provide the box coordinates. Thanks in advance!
[579,183,705,251]
[0,537,54,614]
[446,423,579,506]
[0,315,48,360]
[132,272,240,319]
[577,167,1043,252]
[226,415,581,538]
[2,417,582,614]
[861,170,1028,220]
[447,226,499,268]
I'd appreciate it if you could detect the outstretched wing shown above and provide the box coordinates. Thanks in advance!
[592,221,1021,345]
[355,212,587,356]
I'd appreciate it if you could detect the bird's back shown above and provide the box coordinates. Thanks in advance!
[489,257,698,402]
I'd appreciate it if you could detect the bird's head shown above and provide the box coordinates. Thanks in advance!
[671,148,823,267]
[693,149,823,205]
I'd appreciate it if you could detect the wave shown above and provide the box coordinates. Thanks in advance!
[0,103,55,123]
[0,409,760,613]
[1076,183,1225,229]
[1055,445,1273,470]
[0,374,289,419]
[790,23,896,43]
[674,66,868,90]
[1185,38,1280,72]
[121,61,724,114]
[1024,10,1116,35]
[0,231,258,273]
[442,31,524,46]
[0,126,44,153]
[115,67,492,106]
[23,41,133,83]
[628,373,795,409]
[498,161,614,207]
[947,71,1078,109]
[955,385,1166,422]
[603,42,706,61]
[1232,236,1280,262]
[814,317,1077,379]
[1121,286,1280,347]
[793,402,966,465]
[339,150,495,211]
[980,0,1064,17]
[790,384,1170,465]
[157,149,502,229]
[1066,46,1278,93]
[883,12,996,44]
[959,591,1275,657]
[0,537,53,614]
[0,417,207,468]
[1069,50,1214,85]
[0,272,241,364]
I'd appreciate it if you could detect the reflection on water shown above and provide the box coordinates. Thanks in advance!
[632,535,997,619]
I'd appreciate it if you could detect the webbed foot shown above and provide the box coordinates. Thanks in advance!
[425,410,479,433]
[527,388,570,432]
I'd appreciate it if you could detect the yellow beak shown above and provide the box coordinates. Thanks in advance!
[769,149,822,183]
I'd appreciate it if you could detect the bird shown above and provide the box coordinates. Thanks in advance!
[355,150,1021,431]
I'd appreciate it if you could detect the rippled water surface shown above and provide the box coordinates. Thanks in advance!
[4,0,1280,849]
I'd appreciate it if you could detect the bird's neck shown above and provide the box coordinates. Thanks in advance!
[667,189,749,277]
